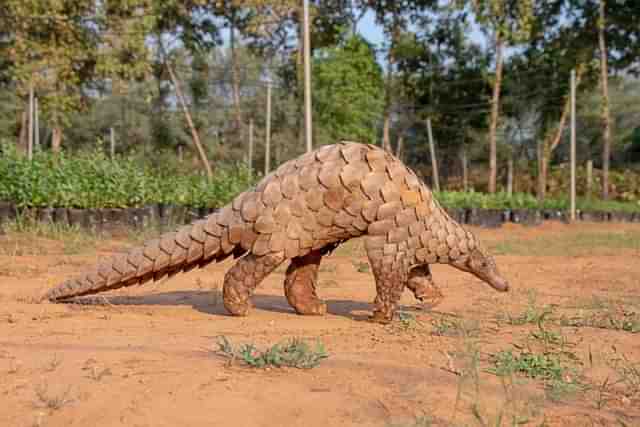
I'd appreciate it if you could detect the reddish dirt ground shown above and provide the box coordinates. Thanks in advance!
[1,222,639,427]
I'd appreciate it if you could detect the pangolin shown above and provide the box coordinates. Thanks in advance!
[44,141,509,323]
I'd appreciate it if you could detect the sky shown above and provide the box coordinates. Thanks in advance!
[358,11,385,47]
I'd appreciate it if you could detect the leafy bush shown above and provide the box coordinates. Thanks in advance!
[0,145,254,208]
[1,144,639,213]
[435,190,640,213]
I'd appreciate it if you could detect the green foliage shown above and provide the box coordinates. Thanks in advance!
[2,144,640,213]
[561,309,640,334]
[488,349,582,401]
[313,35,385,146]
[0,145,254,208]
[489,350,566,381]
[435,190,640,213]
[501,291,555,326]
[215,336,329,370]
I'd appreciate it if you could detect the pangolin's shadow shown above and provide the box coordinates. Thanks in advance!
[78,291,422,321]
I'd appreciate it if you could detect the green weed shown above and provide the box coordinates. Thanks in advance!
[353,261,370,273]
[387,311,426,333]
[560,308,640,333]
[431,316,480,338]
[488,350,581,402]
[215,336,328,369]
[500,291,554,326]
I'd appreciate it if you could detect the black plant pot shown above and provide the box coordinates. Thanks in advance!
[126,206,156,229]
[185,206,201,223]
[37,207,55,223]
[542,209,566,222]
[198,206,212,219]
[100,208,127,231]
[580,210,608,222]
[86,209,102,231]
[159,204,187,226]
[510,209,542,227]
[444,207,466,224]
[54,208,69,226]
[467,208,504,228]
[67,208,89,228]
[0,201,16,224]
[609,211,634,223]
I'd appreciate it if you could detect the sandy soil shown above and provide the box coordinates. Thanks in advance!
[1,222,639,427]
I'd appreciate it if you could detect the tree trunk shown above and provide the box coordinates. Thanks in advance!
[537,140,546,200]
[295,5,306,150]
[18,109,28,154]
[382,16,399,152]
[51,126,63,154]
[461,146,468,192]
[395,134,404,160]
[382,55,393,151]
[426,118,440,192]
[166,61,214,180]
[599,0,611,200]
[507,154,514,197]
[537,67,584,201]
[230,18,243,141]
[586,160,593,199]
[488,32,504,194]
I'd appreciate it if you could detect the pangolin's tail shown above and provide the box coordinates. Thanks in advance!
[45,205,244,302]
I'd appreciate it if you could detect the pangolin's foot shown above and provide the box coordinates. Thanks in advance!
[223,299,253,317]
[292,299,327,316]
[369,309,394,324]
[407,265,444,310]
[413,285,444,310]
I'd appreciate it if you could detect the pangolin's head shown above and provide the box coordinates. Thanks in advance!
[452,246,509,292]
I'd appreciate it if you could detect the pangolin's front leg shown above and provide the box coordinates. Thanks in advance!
[283,250,327,315]
[368,255,407,324]
[223,252,286,316]
[407,265,444,309]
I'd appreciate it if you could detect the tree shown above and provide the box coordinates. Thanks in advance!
[597,0,611,199]
[312,35,384,145]
[467,0,534,193]
[393,7,492,185]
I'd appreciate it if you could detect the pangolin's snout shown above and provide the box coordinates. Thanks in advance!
[490,274,509,292]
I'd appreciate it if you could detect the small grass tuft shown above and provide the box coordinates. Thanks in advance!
[430,316,480,338]
[607,352,640,399]
[353,261,370,273]
[487,350,582,401]
[1,216,99,255]
[500,291,554,326]
[44,354,62,372]
[34,382,73,411]
[386,311,426,333]
[215,336,329,369]
[561,309,640,334]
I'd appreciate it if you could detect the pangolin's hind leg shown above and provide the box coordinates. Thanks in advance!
[368,258,407,324]
[223,252,286,316]
[407,265,444,309]
[283,250,327,316]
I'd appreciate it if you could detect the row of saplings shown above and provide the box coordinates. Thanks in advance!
[1,201,639,231]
